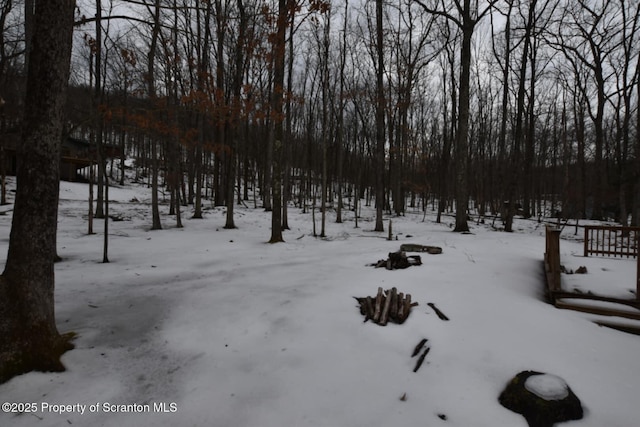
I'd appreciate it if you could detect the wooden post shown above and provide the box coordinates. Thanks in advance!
[583,226,589,257]
[551,229,561,292]
[546,226,561,293]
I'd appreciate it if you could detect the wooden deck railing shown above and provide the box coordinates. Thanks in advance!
[583,225,639,304]
[546,226,640,318]
[583,225,639,258]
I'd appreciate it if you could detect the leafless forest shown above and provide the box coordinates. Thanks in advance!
[2,0,639,236]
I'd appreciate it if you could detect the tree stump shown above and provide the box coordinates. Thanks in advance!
[499,371,583,427]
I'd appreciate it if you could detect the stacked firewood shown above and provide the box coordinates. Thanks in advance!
[354,287,418,326]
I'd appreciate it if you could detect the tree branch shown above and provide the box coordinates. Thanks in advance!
[414,0,462,28]
[75,14,153,28]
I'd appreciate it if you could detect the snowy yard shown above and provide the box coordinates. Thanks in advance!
[1,179,639,427]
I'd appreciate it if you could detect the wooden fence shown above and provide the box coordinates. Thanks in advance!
[584,225,639,258]
[584,225,639,303]
[544,226,640,320]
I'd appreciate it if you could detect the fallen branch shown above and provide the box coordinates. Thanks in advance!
[413,346,431,372]
[412,338,428,357]
[428,302,450,321]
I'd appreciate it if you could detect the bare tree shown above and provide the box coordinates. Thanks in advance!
[334,0,350,224]
[416,0,497,232]
[607,0,640,226]
[636,16,640,226]
[318,5,331,238]
[268,0,289,243]
[146,0,163,230]
[551,1,622,220]
[225,0,248,230]
[490,0,513,225]
[192,0,212,219]
[373,0,385,232]
[435,21,458,224]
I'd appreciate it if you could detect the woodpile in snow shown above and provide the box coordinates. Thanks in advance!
[370,251,423,270]
[369,244,443,270]
[354,287,418,325]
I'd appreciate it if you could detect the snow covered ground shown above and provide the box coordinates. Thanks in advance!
[1,178,639,427]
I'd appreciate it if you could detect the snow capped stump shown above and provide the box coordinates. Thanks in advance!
[499,371,583,427]
[525,374,569,401]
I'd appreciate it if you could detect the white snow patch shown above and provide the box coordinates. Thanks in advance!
[0,179,639,426]
[525,374,569,401]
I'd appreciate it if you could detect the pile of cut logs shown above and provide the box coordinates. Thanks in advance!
[354,287,418,325]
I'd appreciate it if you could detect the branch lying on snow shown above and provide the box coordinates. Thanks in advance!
[428,302,450,321]
[412,338,428,357]
[413,346,431,373]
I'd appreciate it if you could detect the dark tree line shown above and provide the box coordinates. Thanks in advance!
[4,0,637,234]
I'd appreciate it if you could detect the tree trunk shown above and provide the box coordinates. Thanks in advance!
[171,0,182,229]
[0,0,76,384]
[506,0,534,231]
[226,0,247,230]
[374,0,385,232]
[335,0,349,224]
[453,4,473,233]
[282,4,296,231]
[493,1,512,225]
[320,11,330,238]
[635,56,640,226]
[23,0,34,71]
[268,0,287,243]
[148,0,162,230]
[94,0,105,219]
[192,0,211,220]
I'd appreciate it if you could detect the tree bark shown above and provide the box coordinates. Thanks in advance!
[225,0,246,230]
[374,0,385,232]
[492,1,512,226]
[0,0,76,384]
[148,0,162,230]
[268,0,288,243]
[94,0,105,219]
[453,4,473,233]
[192,0,211,220]
[320,11,330,238]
